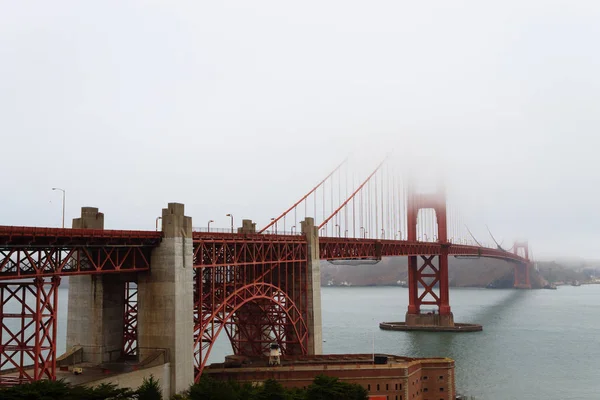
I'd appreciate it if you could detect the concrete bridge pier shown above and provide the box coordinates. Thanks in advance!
[67,207,127,364]
[300,217,323,355]
[137,203,194,396]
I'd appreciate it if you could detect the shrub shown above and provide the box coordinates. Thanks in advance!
[137,375,162,400]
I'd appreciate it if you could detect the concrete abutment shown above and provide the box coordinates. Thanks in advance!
[67,207,126,365]
[137,203,194,396]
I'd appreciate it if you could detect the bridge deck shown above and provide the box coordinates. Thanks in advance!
[0,227,527,280]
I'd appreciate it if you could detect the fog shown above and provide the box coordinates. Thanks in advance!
[1,1,598,259]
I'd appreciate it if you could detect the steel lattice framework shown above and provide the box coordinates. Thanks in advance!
[0,277,60,386]
[0,226,160,279]
[122,282,138,357]
[193,232,309,380]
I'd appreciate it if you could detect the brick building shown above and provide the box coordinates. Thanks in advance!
[204,353,455,400]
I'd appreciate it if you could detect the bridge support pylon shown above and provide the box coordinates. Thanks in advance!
[66,207,128,365]
[138,203,194,396]
[405,187,454,328]
[300,217,323,355]
[380,185,482,332]
[513,242,532,289]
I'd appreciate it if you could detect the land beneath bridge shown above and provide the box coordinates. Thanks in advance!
[321,258,597,289]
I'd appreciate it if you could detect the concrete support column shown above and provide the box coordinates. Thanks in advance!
[300,217,322,355]
[138,203,194,396]
[66,207,126,364]
[237,219,256,233]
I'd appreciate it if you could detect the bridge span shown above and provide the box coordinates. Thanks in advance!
[0,161,531,396]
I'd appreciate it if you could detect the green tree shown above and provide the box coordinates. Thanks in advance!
[306,375,367,400]
[137,375,162,400]
[257,379,289,400]
[0,379,136,400]
[188,376,239,400]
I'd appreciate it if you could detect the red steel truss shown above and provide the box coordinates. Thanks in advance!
[0,226,159,280]
[319,237,529,264]
[193,233,309,380]
[0,277,60,385]
[122,281,138,357]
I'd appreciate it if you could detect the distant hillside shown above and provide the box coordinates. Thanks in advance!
[321,256,548,289]
[536,261,593,284]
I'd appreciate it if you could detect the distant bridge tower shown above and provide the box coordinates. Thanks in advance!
[513,241,531,289]
[405,184,454,327]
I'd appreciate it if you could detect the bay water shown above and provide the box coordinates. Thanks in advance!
[42,285,600,399]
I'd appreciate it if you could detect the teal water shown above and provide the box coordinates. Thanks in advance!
[207,285,600,400]
[38,285,600,399]
[318,286,600,400]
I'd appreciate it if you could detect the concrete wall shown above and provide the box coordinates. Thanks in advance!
[137,203,194,397]
[67,207,126,364]
[84,363,171,399]
[301,218,323,355]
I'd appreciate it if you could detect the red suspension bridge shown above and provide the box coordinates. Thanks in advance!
[0,158,531,395]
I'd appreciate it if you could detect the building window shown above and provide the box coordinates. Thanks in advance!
[386,384,389,390]
[424,388,428,392]
[400,384,402,390]
[395,383,398,390]
[423,376,428,380]
[377,384,380,391]
[368,384,371,391]
[439,375,443,380]
[440,387,445,392]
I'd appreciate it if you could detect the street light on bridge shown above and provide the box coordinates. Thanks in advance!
[360,227,365,238]
[51,187,66,228]
[226,213,234,233]
[155,216,162,231]
[207,220,214,232]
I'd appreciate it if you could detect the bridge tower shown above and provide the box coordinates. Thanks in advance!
[513,241,532,289]
[405,185,454,327]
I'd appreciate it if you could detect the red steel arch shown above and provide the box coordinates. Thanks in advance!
[193,233,310,379]
[194,282,308,379]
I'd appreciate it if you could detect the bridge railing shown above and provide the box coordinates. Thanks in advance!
[192,227,303,236]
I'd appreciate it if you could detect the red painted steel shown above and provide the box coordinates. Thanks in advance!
[0,277,60,385]
[0,226,161,242]
[513,242,531,288]
[122,282,138,357]
[0,227,159,280]
[193,234,309,380]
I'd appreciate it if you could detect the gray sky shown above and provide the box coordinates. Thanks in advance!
[1,1,599,259]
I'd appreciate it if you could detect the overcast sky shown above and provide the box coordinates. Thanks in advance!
[1,1,599,259]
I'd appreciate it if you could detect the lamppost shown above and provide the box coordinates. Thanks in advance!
[291,225,296,234]
[155,216,162,231]
[335,224,340,237]
[52,187,66,228]
[360,227,365,238]
[207,219,214,232]
[226,213,234,233]
[271,218,277,234]
[381,229,385,239]
[424,233,429,242]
